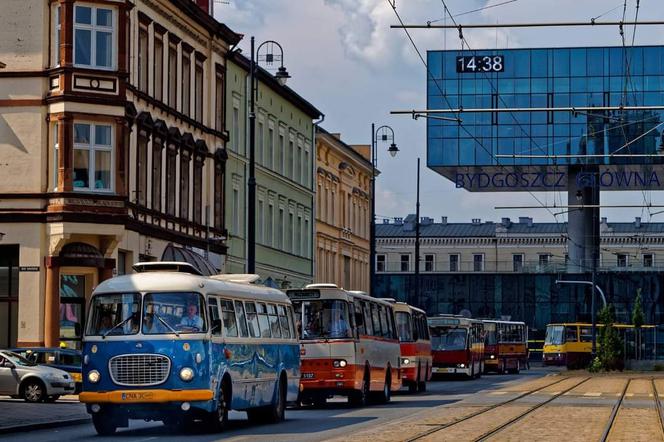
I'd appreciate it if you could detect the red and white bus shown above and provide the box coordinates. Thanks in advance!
[388,301,432,393]
[287,284,401,406]
[482,320,528,374]
[428,315,484,378]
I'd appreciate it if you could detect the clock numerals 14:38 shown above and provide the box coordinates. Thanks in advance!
[456,55,504,73]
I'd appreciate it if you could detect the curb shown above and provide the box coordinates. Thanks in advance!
[0,417,91,435]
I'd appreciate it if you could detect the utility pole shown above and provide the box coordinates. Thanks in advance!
[414,158,421,306]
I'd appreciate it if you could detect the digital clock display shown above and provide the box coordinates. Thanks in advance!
[456,55,504,73]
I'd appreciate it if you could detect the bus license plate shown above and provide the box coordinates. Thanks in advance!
[302,373,315,379]
[121,392,155,402]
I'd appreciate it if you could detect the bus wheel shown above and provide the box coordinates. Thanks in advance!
[349,369,370,407]
[207,383,230,432]
[379,371,391,404]
[408,366,419,394]
[267,377,287,423]
[92,412,117,436]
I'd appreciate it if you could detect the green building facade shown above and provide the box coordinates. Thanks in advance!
[224,53,322,288]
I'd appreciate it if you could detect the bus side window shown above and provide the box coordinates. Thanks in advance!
[208,297,221,336]
[244,302,261,338]
[565,326,578,343]
[386,307,396,339]
[412,314,420,341]
[353,300,366,336]
[256,303,272,338]
[287,306,297,339]
[362,301,373,336]
[220,299,238,338]
[370,303,382,337]
[268,304,282,338]
[277,305,291,339]
[234,300,249,337]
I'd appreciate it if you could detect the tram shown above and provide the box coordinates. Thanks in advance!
[287,284,401,406]
[482,320,528,374]
[388,301,432,393]
[428,315,484,378]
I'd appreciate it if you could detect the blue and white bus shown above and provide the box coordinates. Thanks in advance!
[79,262,300,435]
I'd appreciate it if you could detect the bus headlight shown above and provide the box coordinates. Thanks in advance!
[457,363,465,368]
[332,360,347,368]
[88,370,100,384]
[490,355,495,359]
[401,358,411,366]
[179,367,195,382]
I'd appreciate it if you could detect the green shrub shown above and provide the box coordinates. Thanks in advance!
[588,357,603,373]
[597,304,624,371]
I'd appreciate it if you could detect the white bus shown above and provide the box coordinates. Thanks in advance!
[287,284,401,406]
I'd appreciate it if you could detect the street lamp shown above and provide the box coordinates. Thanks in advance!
[370,124,398,296]
[248,38,289,274]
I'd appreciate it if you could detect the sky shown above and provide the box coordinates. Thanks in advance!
[215,0,664,224]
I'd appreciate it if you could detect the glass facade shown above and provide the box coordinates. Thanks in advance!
[427,46,664,169]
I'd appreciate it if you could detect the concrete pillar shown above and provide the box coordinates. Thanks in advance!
[567,166,600,273]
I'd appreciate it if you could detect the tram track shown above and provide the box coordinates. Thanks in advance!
[601,378,664,442]
[405,375,586,442]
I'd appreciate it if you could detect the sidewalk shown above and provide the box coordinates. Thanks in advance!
[0,395,90,434]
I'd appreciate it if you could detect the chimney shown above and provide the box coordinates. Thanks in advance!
[382,219,390,224]
[421,217,433,226]
[351,144,371,161]
[441,216,448,225]
[635,217,641,228]
[601,217,607,224]
[501,217,511,227]
[194,0,211,14]
[393,217,403,226]
[471,218,481,226]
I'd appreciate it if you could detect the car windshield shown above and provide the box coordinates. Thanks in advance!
[545,325,565,345]
[3,351,37,367]
[143,292,207,334]
[431,328,467,351]
[396,312,414,342]
[294,300,351,340]
[86,293,141,336]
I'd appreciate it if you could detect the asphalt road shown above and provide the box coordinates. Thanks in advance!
[3,366,556,442]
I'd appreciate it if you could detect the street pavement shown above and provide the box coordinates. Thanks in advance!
[0,367,553,441]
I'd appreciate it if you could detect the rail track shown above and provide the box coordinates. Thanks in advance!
[601,378,664,442]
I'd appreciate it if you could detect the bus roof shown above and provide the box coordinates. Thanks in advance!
[93,271,290,304]
[481,319,526,326]
[287,286,395,307]
[388,301,426,315]
[428,315,482,327]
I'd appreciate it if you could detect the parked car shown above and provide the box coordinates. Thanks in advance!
[0,350,75,402]
[10,347,82,393]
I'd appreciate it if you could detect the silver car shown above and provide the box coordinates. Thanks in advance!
[0,350,75,402]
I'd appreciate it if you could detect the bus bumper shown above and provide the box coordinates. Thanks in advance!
[431,366,471,376]
[80,389,214,404]
[542,353,567,366]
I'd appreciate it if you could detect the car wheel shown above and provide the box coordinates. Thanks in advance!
[22,379,46,403]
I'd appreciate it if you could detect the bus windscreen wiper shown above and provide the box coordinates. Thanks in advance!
[103,315,134,339]
[153,312,180,337]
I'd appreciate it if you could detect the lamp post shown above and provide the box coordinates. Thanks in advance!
[248,37,290,274]
[415,158,421,307]
[370,124,398,296]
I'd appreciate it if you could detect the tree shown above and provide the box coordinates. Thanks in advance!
[632,289,645,360]
[597,304,624,371]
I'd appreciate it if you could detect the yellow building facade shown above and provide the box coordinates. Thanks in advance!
[315,128,372,291]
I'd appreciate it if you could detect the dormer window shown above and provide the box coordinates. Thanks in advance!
[74,5,116,70]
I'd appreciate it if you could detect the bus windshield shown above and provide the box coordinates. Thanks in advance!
[431,328,467,351]
[296,300,351,340]
[545,325,564,345]
[86,293,141,336]
[396,312,414,342]
[143,292,207,334]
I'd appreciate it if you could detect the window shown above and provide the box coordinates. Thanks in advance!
[232,189,240,234]
[244,302,260,338]
[617,253,628,267]
[296,215,302,255]
[513,254,524,272]
[194,56,204,123]
[152,142,163,212]
[538,254,550,268]
[165,144,177,216]
[193,153,204,224]
[138,23,149,93]
[54,6,62,66]
[361,301,373,335]
[267,203,274,246]
[74,5,115,69]
[304,149,310,187]
[277,305,291,338]
[565,326,578,343]
[295,144,301,184]
[258,199,264,244]
[257,121,264,164]
[53,123,59,190]
[220,299,238,337]
[473,254,484,272]
[277,208,284,249]
[288,212,294,253]
[267,304,281,338]
[425,254,435,272]
[179,148,191,219]
[267,127,274,169]
[214,156,225,229]
[644,254,654,268]
[370,303,382,337]
[400,254,410,272]
[215,66,225,132]
[278,133,285,174]
[396,312,413,342]
[232,105,240,152]
[208,298,220,336]
[234,300,249,337]
[287,140,294,179]
[153,32,164,101]
[256,303,271,338]
[73,123,113,191]
[168,39,178,107]
[376,254,386,272]
[136,132,148,206]
[353,300,366,336]
[181,49,191,116]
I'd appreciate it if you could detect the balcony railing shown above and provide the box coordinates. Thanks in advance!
[376,260,664,274]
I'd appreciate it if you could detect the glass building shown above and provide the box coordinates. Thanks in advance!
[427,46,664,175]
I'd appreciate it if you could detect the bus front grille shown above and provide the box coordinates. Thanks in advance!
[109,354,171,386]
